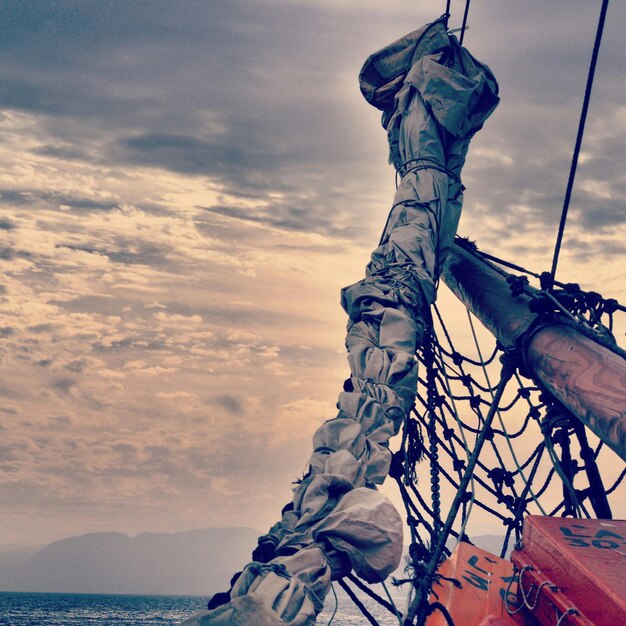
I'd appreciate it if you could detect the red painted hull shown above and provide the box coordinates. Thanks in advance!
[511,516,626,626]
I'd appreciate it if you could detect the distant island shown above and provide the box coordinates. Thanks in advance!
[0,528,506,597]
[0,527,260,596]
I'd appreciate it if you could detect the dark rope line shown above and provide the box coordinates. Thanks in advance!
[337,579,381,626]
[417,357,496,397]
[459,0,471,46]
[412,404,506,484]
[606,465,626,495]
[415,370,498,421]
[406,481,461,543]
[412,404,529,486]
[424,333,443,531]
[428,601,456,626]
[543,421,585,517]
[443,0,452,26]
[395,477,436,535]
[425,416,543,510]
[526,466,557,504]
[426,350,536,433]
[345,573,397,615]
[461,385,525,501]
[437,362,504,397]
[465,246,544,282]
[489,408,534,440]
[495,390,527,413]
[550,0,610,284]
[422,334,504,432]
[594,439,604,459]
[414,353,547,506]
[406,365,515,623]
[502,443,547,558]
[415,391,487,436]
[572,420,612,518]
[416,422,512,521]
[548,500,566,517]
[434,401,467,486]
[433,304,500,366]
[438,372,495,395]
[432,355,500,395]
[437,343,500,369]
[578,499,592,519]
[401,262,619,626]
[512,441,546,474]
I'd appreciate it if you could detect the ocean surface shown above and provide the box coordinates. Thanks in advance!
[0,591,403,625]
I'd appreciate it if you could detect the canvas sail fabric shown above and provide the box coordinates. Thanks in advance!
[183,19,498,626]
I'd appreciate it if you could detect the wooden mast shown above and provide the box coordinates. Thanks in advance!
[441,243,626,462]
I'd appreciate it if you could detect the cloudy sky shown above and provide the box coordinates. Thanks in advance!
[0,0,625,548]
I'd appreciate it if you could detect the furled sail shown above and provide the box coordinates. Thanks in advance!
[182,18,499,626]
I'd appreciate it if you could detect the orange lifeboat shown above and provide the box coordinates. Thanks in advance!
[425,542,533,626]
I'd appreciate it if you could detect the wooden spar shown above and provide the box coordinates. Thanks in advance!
[441,244,626,461]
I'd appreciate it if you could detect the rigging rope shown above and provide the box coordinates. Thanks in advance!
[443,0,452,27]
[387,262,624,625]
[406,359,516,624]
[337,579,381,626]
[549,0,610,286]
[459,0,471,46]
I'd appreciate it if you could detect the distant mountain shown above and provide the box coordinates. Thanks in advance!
[0,527,260,596]
[0,529,509,597]
[0,546,41,570]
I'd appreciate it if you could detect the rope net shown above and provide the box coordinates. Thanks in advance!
[330,241,625,626]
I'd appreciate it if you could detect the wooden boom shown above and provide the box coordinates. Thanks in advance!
[441,244,626,461]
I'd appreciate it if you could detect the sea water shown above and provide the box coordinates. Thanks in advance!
[0,591,403,625]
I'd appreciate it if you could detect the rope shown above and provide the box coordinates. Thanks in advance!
[459,0,471,45]
[381,580,404,625]
[434,341,476,543]
[406,360,515,624]
[518,566,557,610]
[455,236,626,315]
[556,608,578,626]
[325,583,338,626]
[379,233,622,626]
[466,311,547,515]
[542,423,585,519]
[345,573,396,615]
[443,0,452,27]
[428,602,456,626]
[393,299,620,625]
[549,0,610,285]
[504,569,526,616]
[337,579,381,626]
[502,442,546,557]
[424,329,443,533]
[414,424,512,521]
[606,465,626,495]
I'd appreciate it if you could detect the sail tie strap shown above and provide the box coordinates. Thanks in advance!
[397,157,461,185]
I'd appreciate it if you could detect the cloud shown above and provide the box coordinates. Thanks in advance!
[211,395,244,417]
[119,132,280,179]
[0,0,394,243]
[0,0,624,545]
